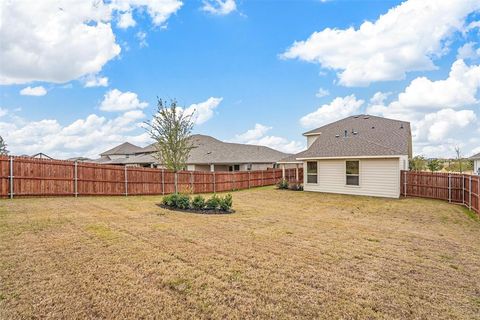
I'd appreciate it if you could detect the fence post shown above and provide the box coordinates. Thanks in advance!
[232,172,235,191]
[469,175,472,210]
[403,171,407,197]
[261,170,264,186]
[213,172,216,193]
[160,169,165,195]
[9,156,13,199]
[190,171,194,193]
[248,171,250,189]
[462,175,465,205]
[124,166,128,196]
[74,161,78,198]
[448,174,451,203]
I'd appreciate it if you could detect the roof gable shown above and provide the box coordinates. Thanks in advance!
[100,142,144,156]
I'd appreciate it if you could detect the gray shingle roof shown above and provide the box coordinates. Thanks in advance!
[187,135,289,164]
[98,134,290,165]
[100,142,145,156]
[278,153,304,163]
[470,152,480,160]
[296,115,412,159]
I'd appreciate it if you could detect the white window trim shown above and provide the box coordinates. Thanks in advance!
[345,160,360,187]
[306,161,318,184]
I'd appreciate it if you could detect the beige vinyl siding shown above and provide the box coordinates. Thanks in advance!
[303,158,401,198]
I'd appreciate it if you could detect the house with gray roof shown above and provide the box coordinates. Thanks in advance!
[96,134,291,172]
[279,115,412,198]
[470,152,480,175]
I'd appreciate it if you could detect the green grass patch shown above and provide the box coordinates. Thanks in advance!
[85,224,119,241]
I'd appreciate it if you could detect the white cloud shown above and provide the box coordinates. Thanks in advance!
[0,108,8,117]
[414,109,477,143]
[0,1,120,85]
[315,88,329,98]
[84,75,109,88]
[367,59,480,120]
[110,0,183,26]
[282,0,480,86]
[183,97,223,125]
[457,42,480,61]
[232,123,304,154]
[202,0,236,15]
[136,31,148,48]
[300,95,364,128]
[100,89,148,112]
[369,92,390,105]
[117,11,136,29]
[0,110,149,159]
[365,60,480,158]
[234,123,271,141]
[19,86,47,96]
[0,0,182,85]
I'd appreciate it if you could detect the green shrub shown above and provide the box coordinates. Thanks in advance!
[205,194,221,210]
[162,193,179,207]
[191,195,206,210]
[277,179,289,189]
[162,193,190,209]
[175,194,191,209]
[219,194,233,211]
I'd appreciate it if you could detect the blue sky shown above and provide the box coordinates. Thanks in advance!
[0,0,479,159]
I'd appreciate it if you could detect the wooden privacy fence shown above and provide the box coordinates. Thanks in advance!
[0,156,302,198]
[401,170,480,215]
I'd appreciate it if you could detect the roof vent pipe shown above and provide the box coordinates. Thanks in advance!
[344,130,348,137]
[400,123,404,129]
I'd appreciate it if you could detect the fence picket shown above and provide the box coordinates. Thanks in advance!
[402,170,479,215]
[0,156,304,198]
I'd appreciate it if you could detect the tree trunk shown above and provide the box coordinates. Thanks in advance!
[174,171,178,194]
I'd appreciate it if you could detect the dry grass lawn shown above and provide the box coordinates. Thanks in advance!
[1,187,480,319]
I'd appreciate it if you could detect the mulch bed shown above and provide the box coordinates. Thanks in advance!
[157,204,235,214]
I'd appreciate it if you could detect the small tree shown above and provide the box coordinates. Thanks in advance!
[427,159,441,172]
[0,136,8,155]
[454,146,463,173]
[409,155,426,171]
[145,99,195,192]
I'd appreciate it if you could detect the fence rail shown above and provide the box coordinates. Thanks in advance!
[0,156,302,198]
[401,170,480,215]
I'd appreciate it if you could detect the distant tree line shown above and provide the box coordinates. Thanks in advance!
[0,136,8,155]
[409,147,473,173]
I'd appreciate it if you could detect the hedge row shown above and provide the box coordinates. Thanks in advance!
[162,193,233,212]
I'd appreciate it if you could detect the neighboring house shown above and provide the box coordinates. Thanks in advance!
[280,115,412,198]
[470,152,480,175]
[67,157,93,162]
[30,153,54,160]
[95,134,290,172]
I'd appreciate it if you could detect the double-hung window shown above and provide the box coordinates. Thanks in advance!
[346,161,359,186]
[306,161,318,184]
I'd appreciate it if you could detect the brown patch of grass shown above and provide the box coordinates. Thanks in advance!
[1,188,479,319]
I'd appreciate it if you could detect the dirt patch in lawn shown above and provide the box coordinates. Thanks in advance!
[0,188,479,319]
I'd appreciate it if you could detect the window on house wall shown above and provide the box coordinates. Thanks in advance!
[346,161,359,186]
[247,163,252,171]
[229,165,240,172]
[307,161,318,183]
